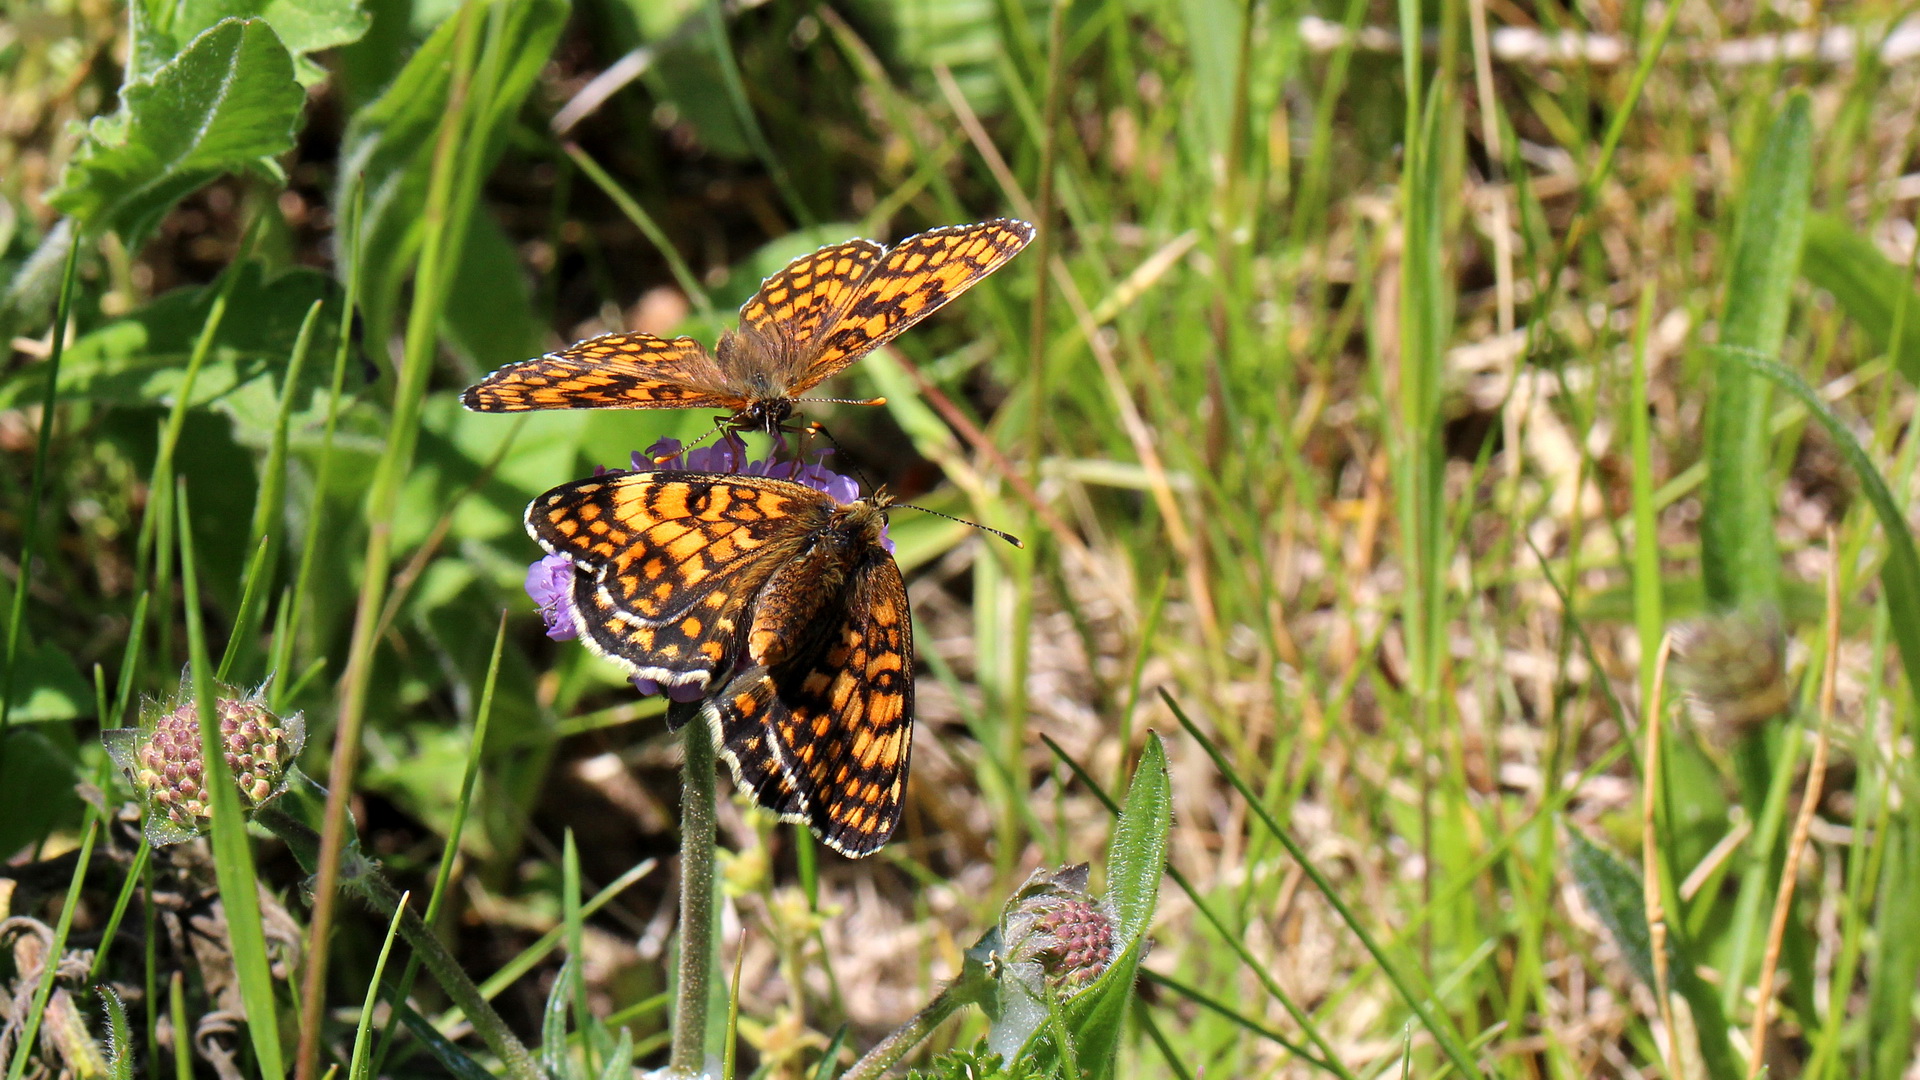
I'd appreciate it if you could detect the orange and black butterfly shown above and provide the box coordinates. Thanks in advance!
[528,469,913,857]
[466,219,1035,433]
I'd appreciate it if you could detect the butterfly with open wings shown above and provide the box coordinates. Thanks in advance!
[528,468,913,857]
[467,219,1035,433]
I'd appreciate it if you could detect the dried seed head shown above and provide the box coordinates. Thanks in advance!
[1671,605,1791,738]
[103,677,306,845]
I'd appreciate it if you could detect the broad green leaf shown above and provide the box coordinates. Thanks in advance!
[1019,735,1170,1079]
[1565,826,1655,988]
[442,205,547,371]
[139,0,371,85]
[0,263,347,445]
[336,0,567,348]
[1724,348,1920,696]
[1700,93,1810,609]
[0,729,81,859]
[3,641,92,724]
[48,19,305,243]
[1800,213,1920,382]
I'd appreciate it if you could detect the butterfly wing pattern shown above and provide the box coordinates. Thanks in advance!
[461,333,739,412]
[781,218,1035,392]
[464,219,1033,431]
[527,470,912,856]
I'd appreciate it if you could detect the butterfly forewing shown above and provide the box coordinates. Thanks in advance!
[464,220,1032,431]
[528,471,835,691]
[736,239,886,348]
[464,333,739,412]
[787,218,1036,393]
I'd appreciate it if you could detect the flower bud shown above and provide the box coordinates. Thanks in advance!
[1000,864,1117,995]
[104,679,306,845]
[1671,605,1791,738]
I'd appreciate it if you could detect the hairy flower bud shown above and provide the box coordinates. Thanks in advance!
[103,678,305,845]
[1000,864,1117,995]
[1671,605,1791,738]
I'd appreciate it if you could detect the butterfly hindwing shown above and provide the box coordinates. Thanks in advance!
[464,334,739,412]
[705,549,913,857]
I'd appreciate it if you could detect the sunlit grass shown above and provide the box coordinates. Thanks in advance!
[2,0,1918,1077]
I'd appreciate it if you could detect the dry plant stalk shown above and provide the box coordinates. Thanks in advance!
[1642,632,1681,1077]
[1746,536,1841,1077]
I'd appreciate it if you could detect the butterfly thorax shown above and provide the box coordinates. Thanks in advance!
[747,496,892,668]
[714,327,797,431]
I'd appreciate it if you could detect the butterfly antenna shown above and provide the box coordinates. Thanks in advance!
[894,502,1025,548]
[653,416,734,463]
[795,419,885,493]
[793,395,887,408]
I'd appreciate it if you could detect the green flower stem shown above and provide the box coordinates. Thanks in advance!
[669,699,717,1077]
[253,802,537,1080]
[841,980,975,1080]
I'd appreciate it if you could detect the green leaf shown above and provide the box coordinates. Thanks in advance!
[48,19,305,243]
[1700,92,1810,610]
[1564,826,1656,988]
[1721,348,1920,696]
[442,205,547,371]
[1102,733,1173,945]
[1020,736,1171,1079]
[337,0,567,348]
[139,0,371,85]
[2,640,92,723]
[0,730,79,856]
[1800,213,1920,382]
[0,262,347,445]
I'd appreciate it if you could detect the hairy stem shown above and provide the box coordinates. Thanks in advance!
[670,699,718,1077]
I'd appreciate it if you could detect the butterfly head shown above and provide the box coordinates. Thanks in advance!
[839,489,896,547]
[732,397,795,434]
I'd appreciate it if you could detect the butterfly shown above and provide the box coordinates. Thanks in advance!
[528,469,914,857]
[464,219,1035,433]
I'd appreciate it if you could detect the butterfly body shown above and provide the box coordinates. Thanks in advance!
[529,470,913,856]
[464,219,1034,432]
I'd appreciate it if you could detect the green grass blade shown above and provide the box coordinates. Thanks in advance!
[89,837,152,982]
[303,7,488,1064]
[1161,690,1485,1079]
[702,0,811,227]
[562,143,712,314]
[1723,347,1920,689]
[273,179,359,714]
[215,535,272,682]
[178,480,285,1080]
[2,817,97,1080]
[1700,93,1811,609]
[1629,289,1664,703]
[348,891,409,1080]
[0,228,80,732]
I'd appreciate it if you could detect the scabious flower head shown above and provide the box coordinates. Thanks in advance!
[1000,864,1117,995]
[531,434,885,702]
[1671,604,1791,738]
[526,553,578,642]
[102,678,305,845]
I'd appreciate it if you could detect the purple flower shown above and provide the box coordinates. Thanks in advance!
[525,553,579,641]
